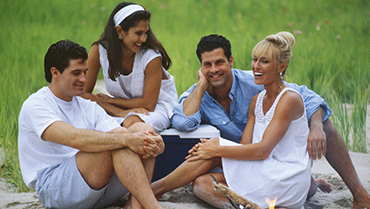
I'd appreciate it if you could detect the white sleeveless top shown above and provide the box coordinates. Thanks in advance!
[220,87,311,209]
[99,45,178,131]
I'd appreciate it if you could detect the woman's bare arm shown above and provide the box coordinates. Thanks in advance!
[82,44,135,117]
[106,57,162,112]
[188,91,304,161]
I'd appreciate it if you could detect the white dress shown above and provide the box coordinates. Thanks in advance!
[99,45,178,132]
[220,87,311,209]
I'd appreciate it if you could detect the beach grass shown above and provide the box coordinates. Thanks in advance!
[1,0,369,191]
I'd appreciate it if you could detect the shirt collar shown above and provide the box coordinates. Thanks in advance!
[229,68,238,98]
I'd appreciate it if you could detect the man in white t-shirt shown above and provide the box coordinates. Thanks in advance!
[18,40,164,209]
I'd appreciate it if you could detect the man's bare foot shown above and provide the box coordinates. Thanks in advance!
[315,178,333,193]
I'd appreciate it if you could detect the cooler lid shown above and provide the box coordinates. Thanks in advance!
[160,124,220,139]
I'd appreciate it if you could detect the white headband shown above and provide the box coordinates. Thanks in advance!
[113,4,145,27]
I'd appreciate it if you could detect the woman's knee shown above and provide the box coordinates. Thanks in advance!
[127,121,154,133]
[192,175,213,196]
[193,175,212,187]
[192,173,226,207]
[122,115,144,128]
[193,173,224,192]
[147,112,171,132]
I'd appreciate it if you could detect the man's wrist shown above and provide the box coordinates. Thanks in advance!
[115,132,129,148]
[197,78,209,92]
[310,120,323,131]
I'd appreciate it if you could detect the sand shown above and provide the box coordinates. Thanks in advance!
[1,149,370,209]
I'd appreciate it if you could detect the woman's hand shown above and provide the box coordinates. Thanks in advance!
[129,107,150,115]
[116,108,149,118]
[95,93,113,103]
[186,138,218,162]
[94,93,150,117]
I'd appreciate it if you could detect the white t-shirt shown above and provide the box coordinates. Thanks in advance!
[18,86,120,189]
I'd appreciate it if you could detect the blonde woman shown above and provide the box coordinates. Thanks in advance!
[153,32,311,208]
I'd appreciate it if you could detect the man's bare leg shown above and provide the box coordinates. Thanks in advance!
[77,122,162,209]
[112,148,162,209]
[76,151,115,190]
[152,157,220,200]
[324,119,370,208]
[128,121,158,182]
[75,149,161,209]
[122,156,157,209]
[316,178,333,193]
[307,176,333,199]
[126,121,161,209]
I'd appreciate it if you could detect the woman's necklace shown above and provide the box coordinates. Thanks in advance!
[265,84,284,99]
[263,84,284,114]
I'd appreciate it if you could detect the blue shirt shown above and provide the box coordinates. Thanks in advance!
[171,69,332,142]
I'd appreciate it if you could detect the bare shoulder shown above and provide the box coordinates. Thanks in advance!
[249,93,259,110]
[87,43,100,63]
[146,56,162,69]
[276,89,304,119]
[251,93,259,105]
[145,56,162,75]
[282,90,303,105]
[90,43,99,54]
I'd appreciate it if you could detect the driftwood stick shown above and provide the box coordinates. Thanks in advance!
[212,175,263,209]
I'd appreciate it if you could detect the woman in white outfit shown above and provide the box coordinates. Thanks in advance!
[152,32,311,209]
[83,2,178,132]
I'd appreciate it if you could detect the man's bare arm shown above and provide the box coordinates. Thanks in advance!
[307,107,327,160]
[183,69,210,116]
[41,121,157,155]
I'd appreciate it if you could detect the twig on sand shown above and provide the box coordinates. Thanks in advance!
[211,175,263,209]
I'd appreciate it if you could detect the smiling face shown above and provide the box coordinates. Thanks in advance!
[251,51,281,86]
[200,48,233,89]
[49,58,88,101]
[118,20,149,54]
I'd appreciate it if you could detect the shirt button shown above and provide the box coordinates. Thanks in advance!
[222,121,226,125]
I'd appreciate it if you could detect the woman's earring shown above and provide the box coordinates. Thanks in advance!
[118,35,123,40]
[280,72,283,80]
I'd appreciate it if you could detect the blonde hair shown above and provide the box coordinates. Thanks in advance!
[252,31,295,69]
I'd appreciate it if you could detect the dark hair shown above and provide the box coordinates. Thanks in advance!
[196,34,232,63]
[95,2,171,81]
[44,40,88,83]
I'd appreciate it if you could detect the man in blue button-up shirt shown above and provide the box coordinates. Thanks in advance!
[171,34,370,208]
[173,68,331,143]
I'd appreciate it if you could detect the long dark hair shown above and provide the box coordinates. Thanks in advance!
[95,2,171,81]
